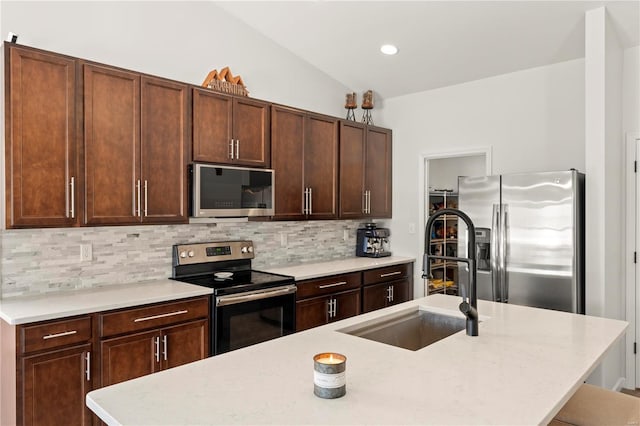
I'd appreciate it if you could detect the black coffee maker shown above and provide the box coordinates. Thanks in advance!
[356,223,391,258]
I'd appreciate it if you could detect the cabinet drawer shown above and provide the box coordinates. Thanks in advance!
[21,316,92,354]
[363,263,411,286]
[100,297,209,338]
[296,272,361,299]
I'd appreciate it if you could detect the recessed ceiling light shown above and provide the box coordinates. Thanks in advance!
[380,44,398,55]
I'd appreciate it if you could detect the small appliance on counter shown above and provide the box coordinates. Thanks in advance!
[356,223,391,258]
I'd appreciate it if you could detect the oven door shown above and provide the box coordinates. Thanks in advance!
[214,284,296,355]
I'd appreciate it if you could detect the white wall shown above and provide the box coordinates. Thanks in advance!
[0,1,349,117]
[623,46,640,133]
[428,155,486,192]
[379,58,585,296]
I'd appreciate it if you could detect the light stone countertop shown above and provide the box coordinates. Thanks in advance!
[261,255,416,280]
[86,294,628,426]
[0,279,213,325]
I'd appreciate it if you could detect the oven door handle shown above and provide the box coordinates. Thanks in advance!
[216,285,297,307]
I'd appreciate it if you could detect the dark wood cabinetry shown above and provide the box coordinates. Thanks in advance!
[271,106,338,220]
[339,121,392,219]
[84,65,189,225]
[16,315,94,426]
[295,273,361,331]
[4,45,79,228]
[362,263,413,313]
[99,297,209,386]
[193,89,270,167]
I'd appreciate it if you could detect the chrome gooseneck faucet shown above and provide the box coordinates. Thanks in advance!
[422,208,479,336]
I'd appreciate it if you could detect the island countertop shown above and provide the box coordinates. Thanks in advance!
[86,294,627,426]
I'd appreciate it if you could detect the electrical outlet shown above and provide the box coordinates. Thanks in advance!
[80,244,92,262]
[408,223,416,234]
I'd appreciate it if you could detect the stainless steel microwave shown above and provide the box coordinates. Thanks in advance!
[190,164,274,218]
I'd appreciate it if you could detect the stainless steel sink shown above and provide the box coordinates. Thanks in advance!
[338,307,466,351]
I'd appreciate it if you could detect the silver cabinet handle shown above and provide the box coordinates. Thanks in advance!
[235,139,240,159]
[154,336,160,363]
[69,177,75,219]
[85,351,91,381]
[362,191,367,214]
[327,299,333,318]
[133,310,188,323]
[144,180,148,217]
[318,281,347,289]
[367,190,371,214]
[390,285,394,302]
[162,335,168,361]
[229,139,235,159]
[327,298,337,318]
[309,187,313,215]
[136,179,141,217]
[380,271,402,278]
[303,188,309,214]
[43,330,77,340]
[333,299,337,318]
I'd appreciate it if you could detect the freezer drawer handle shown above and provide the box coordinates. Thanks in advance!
[133,310,189,323]
[318,281,347,289]
[380,271,401,278]
[43,330,77,340]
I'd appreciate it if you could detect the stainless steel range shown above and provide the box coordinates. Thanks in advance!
[171,241,296,355]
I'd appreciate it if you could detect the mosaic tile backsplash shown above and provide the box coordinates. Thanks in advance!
[1,220,370,298]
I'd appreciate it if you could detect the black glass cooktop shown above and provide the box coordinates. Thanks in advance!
[174,270,294,295]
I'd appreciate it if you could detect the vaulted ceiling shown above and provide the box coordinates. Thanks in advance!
[217,1,640,100]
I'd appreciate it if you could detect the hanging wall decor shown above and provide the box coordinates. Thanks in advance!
[345,92,357,121]
[361,90,374,125]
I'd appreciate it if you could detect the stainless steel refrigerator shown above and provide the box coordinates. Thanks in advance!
[457,170,585,314]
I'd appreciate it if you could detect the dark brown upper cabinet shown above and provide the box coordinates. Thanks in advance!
[83,64,189,225]
[193,88,270,168]
[339,121,392,219]
[271,106,338,220]
[5,44,79,228]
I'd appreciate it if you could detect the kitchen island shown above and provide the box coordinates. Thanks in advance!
[86,294,627,425]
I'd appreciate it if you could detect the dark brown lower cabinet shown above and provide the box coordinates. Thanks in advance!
[21,344,93,426]
[362,278,411,313]
[296,289,360,332]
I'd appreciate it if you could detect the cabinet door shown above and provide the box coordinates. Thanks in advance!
[305,114,338,219]
[339,121,366,218]
[390,278,411,306]
[161,319,208,370]
[5,46,78,228]
[233,97,270,167]
[365,126,392,218]
[271,106,305,220]
[362,282,390,313]
[100,330,159,386]
[84,64,140,225]
[21,344,92,426]
[296,296,330,332]
[141,76,189,223]
[331,289,361,322]
[192,89,233,164]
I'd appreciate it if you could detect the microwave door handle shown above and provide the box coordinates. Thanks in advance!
[216,285,297,307]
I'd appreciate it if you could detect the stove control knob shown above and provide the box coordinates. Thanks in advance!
[241,246,248,253]
[179,251,187,259]
[188,250,195,258]
[247,246,254,253]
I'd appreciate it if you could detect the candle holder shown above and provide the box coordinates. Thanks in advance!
[361,90,374,125]
[345,92,357,121]
[313,352,346,399]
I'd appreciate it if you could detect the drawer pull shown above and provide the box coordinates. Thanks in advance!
[133,310,188,323]
[318,281,347,289]
[380,271,402,278]
[42,330,77,340]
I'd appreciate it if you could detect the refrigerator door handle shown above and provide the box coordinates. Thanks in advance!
[491,204,501,302]
[500,204,509,303]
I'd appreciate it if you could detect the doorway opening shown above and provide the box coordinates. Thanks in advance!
[420,148,491,298]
